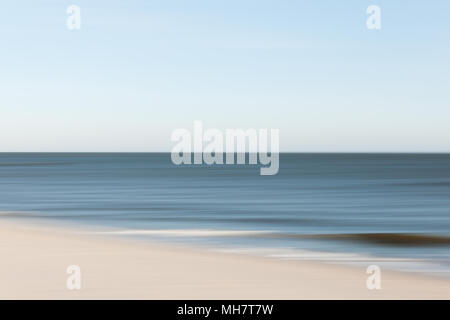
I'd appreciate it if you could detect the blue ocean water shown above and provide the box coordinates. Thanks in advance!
[1,153,450,275]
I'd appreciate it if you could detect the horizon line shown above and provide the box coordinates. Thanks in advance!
[0,151,449,154]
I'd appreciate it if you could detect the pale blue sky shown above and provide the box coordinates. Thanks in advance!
[1,0,449,152]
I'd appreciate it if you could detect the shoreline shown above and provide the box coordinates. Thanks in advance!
[1,219,449,299]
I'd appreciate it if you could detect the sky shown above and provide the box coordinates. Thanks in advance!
[0,0,449,152]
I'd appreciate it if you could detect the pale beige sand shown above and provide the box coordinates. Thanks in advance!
[0,220,449,299]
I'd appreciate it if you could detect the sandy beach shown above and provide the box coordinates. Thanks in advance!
[0,220,448,299]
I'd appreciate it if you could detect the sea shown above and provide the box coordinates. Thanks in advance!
[1,153,449,276]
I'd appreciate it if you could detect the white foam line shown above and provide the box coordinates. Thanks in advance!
[95,229,273,237]
[217,247,421,263]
